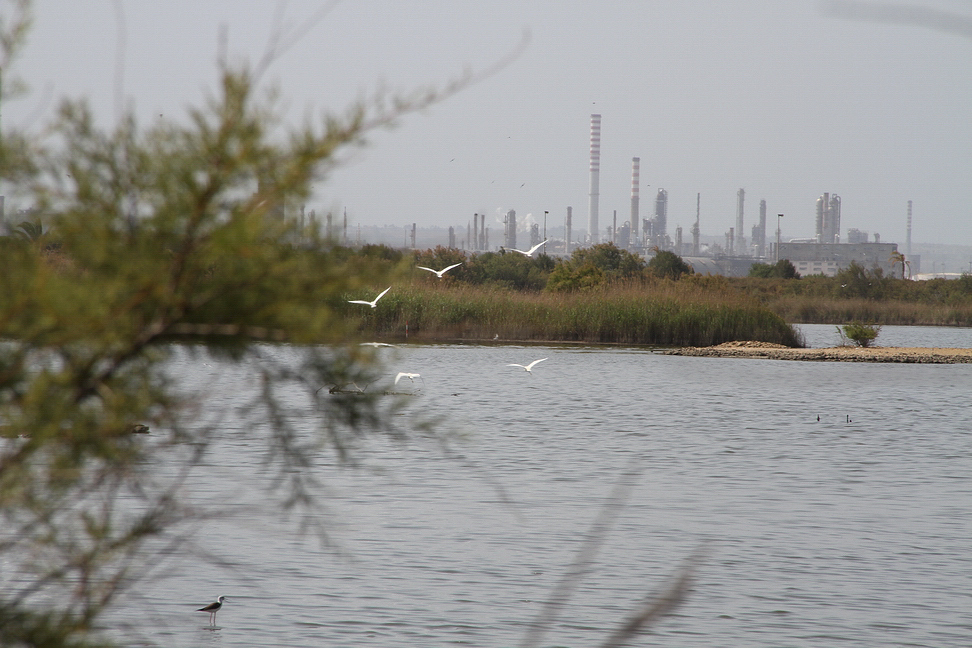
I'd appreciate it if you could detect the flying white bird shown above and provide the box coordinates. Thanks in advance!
[360,342,396,347]
[348,286,391,308]
[506,240,549,257]
[417,262,462,278]
[506,358,548,373]
[394,372,421,385]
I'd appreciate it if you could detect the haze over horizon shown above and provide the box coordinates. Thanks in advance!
[5,0,971,246]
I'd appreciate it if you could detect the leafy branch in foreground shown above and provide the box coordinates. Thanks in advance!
[0,6,526,643]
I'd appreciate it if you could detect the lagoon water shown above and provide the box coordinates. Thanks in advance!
[107,324,971,647]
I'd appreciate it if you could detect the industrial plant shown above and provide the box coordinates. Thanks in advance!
[441,113,918,278]
[6,113,956,278]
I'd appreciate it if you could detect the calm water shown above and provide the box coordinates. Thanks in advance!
[105,326,972,647]
[795,323,972,349]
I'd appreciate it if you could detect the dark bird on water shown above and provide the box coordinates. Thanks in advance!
[198,596,226,625]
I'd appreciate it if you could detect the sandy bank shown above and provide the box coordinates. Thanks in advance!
[666,340,972,363]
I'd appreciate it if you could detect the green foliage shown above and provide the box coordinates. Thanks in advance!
[12,218,45,242]
[569,242,646,278]
[748,259,798,279]
[545,260,605,292]
[834,262,893,299]
[461,249,552,290]
[841,322,882,347]
[544,243,645,292]
[646,249,694,280]
[0,15,461,643]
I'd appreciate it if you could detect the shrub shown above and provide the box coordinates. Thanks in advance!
[841,322,881,347]
[647,249,694,280]
[748,259,799,279]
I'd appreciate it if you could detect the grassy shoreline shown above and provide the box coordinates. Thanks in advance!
[761,294,972,327]
[350,283,805,347]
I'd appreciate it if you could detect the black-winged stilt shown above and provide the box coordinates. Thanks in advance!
[198,596,226,625]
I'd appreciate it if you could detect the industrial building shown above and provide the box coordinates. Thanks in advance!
[778,241,899,277]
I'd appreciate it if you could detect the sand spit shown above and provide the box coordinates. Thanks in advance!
[666,340,972,363]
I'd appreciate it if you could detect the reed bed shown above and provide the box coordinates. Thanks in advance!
[350,282,803,347]
[766,295,972,327]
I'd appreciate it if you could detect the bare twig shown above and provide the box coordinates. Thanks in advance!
[518,459,644,648]
[820,0,972,39]
[598,547,706,648]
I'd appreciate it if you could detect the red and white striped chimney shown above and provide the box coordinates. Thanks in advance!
[588,114,601,244]
[630,157,640,240]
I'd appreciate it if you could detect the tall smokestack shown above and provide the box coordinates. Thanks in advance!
[588,114,601,244]
[505,209,517,250]
[758,199,767,258]
[735,188,745,254]
[906,200,913,256]
[691,193,700,255]
[630,157,640,242]
[566,206,573,254]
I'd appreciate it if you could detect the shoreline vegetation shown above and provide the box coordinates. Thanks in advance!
[18,241,972,350]
[340,242,972,349]
[354,283,804,348]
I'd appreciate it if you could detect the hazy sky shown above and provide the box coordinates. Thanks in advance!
[6,0,972,245]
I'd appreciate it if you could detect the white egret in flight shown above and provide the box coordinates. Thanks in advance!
[347,286,391,308]
[505,240,549,257]
[417,262,462,278]
[506,358,548,373]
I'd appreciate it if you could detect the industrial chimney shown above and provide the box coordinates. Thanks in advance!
[906,200,913,256]
[588,114,601,244]
[691,193,701,255]
[630,157,640,244]
[566,206,573,254]
[735,188,745,254]
[758,199,767,258]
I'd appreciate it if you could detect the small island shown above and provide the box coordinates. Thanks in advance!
[666,341,972,363]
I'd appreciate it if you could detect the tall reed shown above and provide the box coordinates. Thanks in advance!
[766,295,972,326]
[349,282,803,347]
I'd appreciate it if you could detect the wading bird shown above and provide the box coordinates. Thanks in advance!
[197,596,226,626]
[347,287,391,309]
[417,262,462,278]
[506,358,547,373]
[505,240,548,257]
